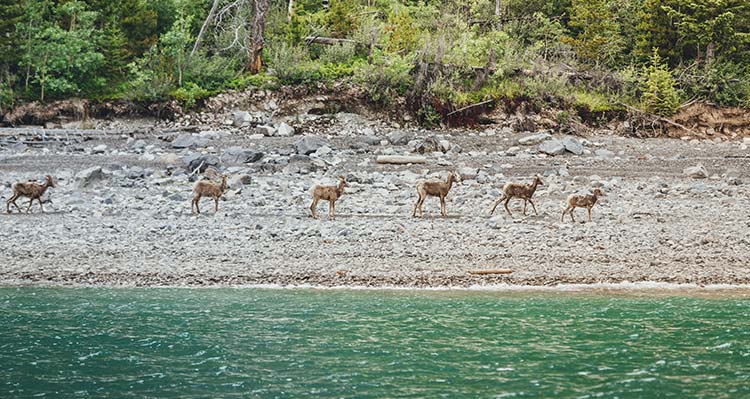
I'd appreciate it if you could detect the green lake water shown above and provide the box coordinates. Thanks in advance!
[1,287,749,398]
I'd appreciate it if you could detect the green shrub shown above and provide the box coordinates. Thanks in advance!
[169,82,211,108]
[573,91,616,112]
[227,73,279,91]
[681,60,750,108]
[0,80,14,114]
[640,49,680,116]
[355,54,414,107]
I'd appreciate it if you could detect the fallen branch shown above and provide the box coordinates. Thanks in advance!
[304,36,360,46]
[446,99,495,117]
[618,102,698,136]
[467,269,513,275]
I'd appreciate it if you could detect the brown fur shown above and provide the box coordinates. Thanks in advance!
[490,175,543,216]
[310,176,348,219]
[191,175,227,214]
[561,188,604,222]
[412,172,460,218]
[6,175,55,213]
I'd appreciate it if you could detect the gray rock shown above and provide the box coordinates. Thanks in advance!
[231,110,269,127]
[295,136,329,155]
[127,167,150,179]
[448,143,463,155]
[8,142,28,153]
[92,144,107,154]
[256,125,276,137]
[171,134,209,149]
[458,167,479,180]
[225,147,263,163]
[562,137,583,155]
[276,122,295,137]
[184,154,220,173]
[76,166,105,188]
[413,136,441,154]
[684,164,708,179]
[364,135,381,146]
[519,131,551,145]
[228,174,252,189]
[595,149,615,159]
[387,130,411,145]
[539,139,566,155]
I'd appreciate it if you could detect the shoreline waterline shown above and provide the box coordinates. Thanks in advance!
[3,279,750,297]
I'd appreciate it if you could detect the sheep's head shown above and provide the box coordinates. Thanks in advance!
[44,175,56,188]
[534,175,544,185]
[338,176,349,188]
[593,188,604,197]
[449,171,462,184]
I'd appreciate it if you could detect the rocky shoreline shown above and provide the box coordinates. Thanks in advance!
[1,109,750,288]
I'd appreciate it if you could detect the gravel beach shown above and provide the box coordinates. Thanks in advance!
[1,111,750,288]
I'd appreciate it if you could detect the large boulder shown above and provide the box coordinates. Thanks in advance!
[413,136,442,154]
[562,136,584,155]
[171,134,209,149]
[76,166,105,188]
[539,139,566,156]
[518,131,552,145]
[295,136,329,155]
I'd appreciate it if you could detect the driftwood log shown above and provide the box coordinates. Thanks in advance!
[375,155,427,165]
[467,269,513,275]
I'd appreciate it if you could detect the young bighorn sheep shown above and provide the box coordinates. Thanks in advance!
[561,188,604,223]
[412,171,460,218]
[191,175,227,214]
[6,175,56,213]
[310,176,348,219]
[490,175,543,216]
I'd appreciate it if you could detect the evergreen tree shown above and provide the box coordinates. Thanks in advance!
[562,0,624,66]
[641,48,680,116]
[0,0,24,71]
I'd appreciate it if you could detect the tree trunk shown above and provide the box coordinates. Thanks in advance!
[495,0,502,30]
[247,0,269,74]
[287,0,294,22]
[191,0,221,57]
[705,41,716,67]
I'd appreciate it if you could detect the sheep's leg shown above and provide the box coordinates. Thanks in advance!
[490,195,505,215]
[26,198,34,213]
[529,199,538,215]
[587,206,592,222]
[523,200,528,216]
[11,197,22,213]
[503,197,513,216]
[417,196,424,218]
[570,207,577,222]
[214,196,219,213]
[561,206,571,222]
[6,194,17,213]
[310,198,319,219]
[329,200,335,220]
[440,195,446,217]
[194,195,201,214]
[38,198,44,213]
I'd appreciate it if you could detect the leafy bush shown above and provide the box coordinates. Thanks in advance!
[680,60,750,108]
[169,82,211,108]
[355,54,414,107]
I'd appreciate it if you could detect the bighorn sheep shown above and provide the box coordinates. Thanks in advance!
[310,176,348,219]
[412,171,460,218]
[191,175,227,214]
[490,175,543,216]
[6,175,56,213]
[561,188,604,222]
